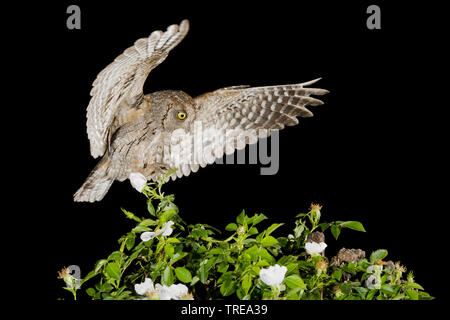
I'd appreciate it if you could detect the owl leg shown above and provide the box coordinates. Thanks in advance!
[74,157,114,202]
[145,162,170,182]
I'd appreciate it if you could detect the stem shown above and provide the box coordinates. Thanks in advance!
[271,285,280,299]
[71,289,77,300]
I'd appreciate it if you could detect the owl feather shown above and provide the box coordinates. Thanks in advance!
[74,20,328,202]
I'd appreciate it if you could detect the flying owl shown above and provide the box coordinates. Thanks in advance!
[74,19,328,202]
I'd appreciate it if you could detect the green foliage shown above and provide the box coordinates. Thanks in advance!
[58,176,432,300]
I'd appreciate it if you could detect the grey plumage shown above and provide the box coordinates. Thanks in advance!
[74,20,328,202]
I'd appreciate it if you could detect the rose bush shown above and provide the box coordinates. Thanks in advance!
[58,171,433,300]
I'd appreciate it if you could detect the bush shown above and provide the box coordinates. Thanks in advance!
[58,172,433,300]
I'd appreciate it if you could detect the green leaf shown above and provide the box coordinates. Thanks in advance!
[132,225,151,233]
[331,224,341,240]
[162,265,174,286]
[175,267,193,283]
[105,262,121,281]
[332,269,343,281]
[147,200,156,216]
[258,247,275,264]
[81,270,98,285]
[366,288,378,300]
[404,282,424,290]
[94,259,108,273]
[165,243,174,258]
[198,263,208,283]
[220,279,237,296]
[265,223,284,236]
[108,251,124,261]
[340,221,366,232]
[370,249,388,263]
[248,227,258,236]
[86,287,96,297]
[98,282,113,293]
[169,252,188,266]
[251,214,267,225]
[225,223,237,231]
[284,274,306,290]
[217,262,229,273]
[406,289,419,300]
[208,248,225,255]
[125,235,135,251]
[355,287,368,299]
[381,284,395,295]
[261,235,279,247]
[241,274,252,295]
[340,282,353,295]
[190,276,200,286]
[236,210,246,225]
[120,208,141,223]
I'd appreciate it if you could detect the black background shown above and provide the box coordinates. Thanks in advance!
[44,0,445,312]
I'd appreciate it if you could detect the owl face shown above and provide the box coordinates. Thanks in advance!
[159,91,196,133]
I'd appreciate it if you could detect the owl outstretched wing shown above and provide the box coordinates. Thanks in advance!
[86,20,189,158]
[166,78,329,179]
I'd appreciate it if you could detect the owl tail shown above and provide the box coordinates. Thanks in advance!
[74,157,113,202]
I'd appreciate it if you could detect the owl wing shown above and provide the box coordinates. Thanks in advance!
[165,78,328,179]
[86,20,189,158]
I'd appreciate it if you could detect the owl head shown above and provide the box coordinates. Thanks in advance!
[150,90,196,133]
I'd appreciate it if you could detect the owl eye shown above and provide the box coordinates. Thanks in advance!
[177,112,187,120]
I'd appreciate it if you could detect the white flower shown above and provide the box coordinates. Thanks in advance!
[129,172,147,193]
[305,241,327,255]
[135,279,191,300]
[140,221,175,242]
[140,231,156,242]
[259,264,287,286]
[170,283,189,298]
[135,278,155,295]
[160,221,174,236]
[156,283,190,300]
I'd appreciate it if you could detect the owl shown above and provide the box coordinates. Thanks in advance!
[74,19,328,202]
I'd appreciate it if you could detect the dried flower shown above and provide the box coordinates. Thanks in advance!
[57,266,79,289]
[395,262,407,273]
[375,259,386,266]
[57,267,70,280]
[310,203,322,223]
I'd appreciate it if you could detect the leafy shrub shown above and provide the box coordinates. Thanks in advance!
[58,172,432,300]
